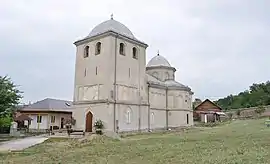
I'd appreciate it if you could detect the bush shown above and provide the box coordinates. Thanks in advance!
[236,109,242,117]
[0,116,12,128]
[227,112,233,119]
[255,106,266,116]
[94,119,104,135]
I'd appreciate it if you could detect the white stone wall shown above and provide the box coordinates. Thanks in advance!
[150,110,166,129]
[168,111,193,127]
[115,104,149,132]
[167,90,192,110]
[28,115,48,130]
[147,68,174,81]
[74,37,112,102]
[149,87,166,109]
[72,104,114,131]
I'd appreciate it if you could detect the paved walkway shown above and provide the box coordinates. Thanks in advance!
[0,136,48,152]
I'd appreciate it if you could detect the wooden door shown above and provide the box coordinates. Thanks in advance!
[85,112,93,132]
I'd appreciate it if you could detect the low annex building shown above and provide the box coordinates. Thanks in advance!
[71,16,194,132]
[17,98,72,131]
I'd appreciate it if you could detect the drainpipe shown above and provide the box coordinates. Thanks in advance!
[138,50,141,132]
[37,113,40,131]
[166,87,168,130]
[147,82,150,131]
[113,34,118,132]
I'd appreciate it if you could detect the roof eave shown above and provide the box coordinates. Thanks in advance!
[146,66,176,72]
[74,30,148,48]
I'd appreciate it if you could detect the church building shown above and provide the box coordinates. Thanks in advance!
[72,16,194,132]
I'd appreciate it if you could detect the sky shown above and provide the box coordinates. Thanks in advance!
[0,0,270,103]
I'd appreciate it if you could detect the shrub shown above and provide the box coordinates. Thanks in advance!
[94,119,104,135]
[236,109,242,117]
[0,116,12,128]
[227,112,233,119]
[255,106,266,116]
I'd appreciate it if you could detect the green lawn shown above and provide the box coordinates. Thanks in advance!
[1,119,270,164]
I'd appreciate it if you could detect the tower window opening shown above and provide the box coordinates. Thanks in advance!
[95,42,101,55]
[119,43,125,55]
[132,47,138,59]
[84,46,89,58]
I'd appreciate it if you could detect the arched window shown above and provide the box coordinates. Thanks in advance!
[119,43,125,55]
[95,42,101,55]
[84,46,89,58]
[132,47,138,59]
[126,110,131,124]
[151,112,154,124]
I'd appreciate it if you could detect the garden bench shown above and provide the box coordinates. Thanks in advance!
[68,129,85,136]
[265,120,270,127]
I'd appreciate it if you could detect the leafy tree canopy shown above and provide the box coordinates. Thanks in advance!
[0,76,22,117]
[215,81,270,110]
[192,98,202,110]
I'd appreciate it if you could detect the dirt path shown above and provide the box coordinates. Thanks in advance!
[0,136,48,152]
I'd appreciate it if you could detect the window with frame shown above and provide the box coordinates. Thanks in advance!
[119,43,125,55]
[151,112,155,123]
[126,110,131,124]
[132,47,138,59]
[95,42,101,55]
[84,46,89,58]
[37,115,42,123]
[51,115,56,123]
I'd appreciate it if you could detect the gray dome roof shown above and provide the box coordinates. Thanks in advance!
[147,55,171,67]
[88,19,135,39]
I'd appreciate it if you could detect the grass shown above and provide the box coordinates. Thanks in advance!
[1,119,270,164]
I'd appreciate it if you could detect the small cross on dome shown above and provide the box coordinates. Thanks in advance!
[157,50,160,56]
[110,13,113,20]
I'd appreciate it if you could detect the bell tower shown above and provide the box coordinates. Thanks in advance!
[72,16,148,132]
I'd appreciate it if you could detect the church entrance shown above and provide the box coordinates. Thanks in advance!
[85,111,93,132]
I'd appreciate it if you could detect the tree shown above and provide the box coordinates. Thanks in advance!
[255,105,266,117]
[0,76,22,127]
[216,81,270,110]
[193,98,202,110]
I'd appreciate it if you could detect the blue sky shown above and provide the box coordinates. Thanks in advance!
[0,0,269,103]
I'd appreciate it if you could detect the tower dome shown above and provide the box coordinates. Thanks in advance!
[147,54,171,67]
[88,17,135,39]
[74,15,148,47]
